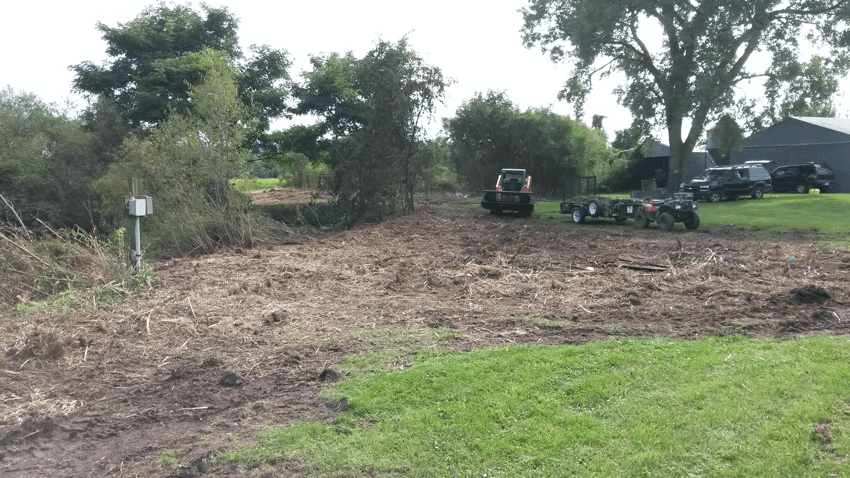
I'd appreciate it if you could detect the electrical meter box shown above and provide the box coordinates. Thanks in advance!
[127,196,153,216]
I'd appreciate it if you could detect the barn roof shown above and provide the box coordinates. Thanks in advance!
[791,117,850,136]
[647,143,670,158]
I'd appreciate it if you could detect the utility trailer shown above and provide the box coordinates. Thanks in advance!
[559,177,700,231]
[481,168,534,216]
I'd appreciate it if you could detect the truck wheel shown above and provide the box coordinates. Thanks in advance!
[588,198,602,218]
[657,212,675,232]
[709,190,722,203]
[684,212,700,230]
[751,186,764,199]
[634,209,649,229]
[571,206,585,224]
[490,208,503,216]
[795,183,808,194]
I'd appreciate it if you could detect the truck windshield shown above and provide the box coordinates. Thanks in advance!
[697,170,728,180]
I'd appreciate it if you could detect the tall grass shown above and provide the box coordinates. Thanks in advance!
[0,222,142,308]
[224,336,850,477]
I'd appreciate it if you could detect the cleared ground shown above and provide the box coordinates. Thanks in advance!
[2,190,849,476]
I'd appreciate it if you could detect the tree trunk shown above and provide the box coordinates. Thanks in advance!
[666,113,703,190]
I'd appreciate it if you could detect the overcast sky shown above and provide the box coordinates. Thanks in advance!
[3,0,847,141]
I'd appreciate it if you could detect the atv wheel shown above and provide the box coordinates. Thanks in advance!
[588,198,602,218]
[657,212,675,232]
[683,212,700,230]
[571,206,585,224]
[634,209,649,229]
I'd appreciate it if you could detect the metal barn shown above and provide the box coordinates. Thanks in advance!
[729,117,850,193]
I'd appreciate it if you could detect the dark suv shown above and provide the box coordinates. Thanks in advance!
[770,163,836,193]
[680,164,772,202]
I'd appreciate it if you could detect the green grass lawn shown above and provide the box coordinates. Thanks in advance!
[230,178,281,193]
[230,177,281,192]
[224,336,850,477]
[531,193,850,247]
[696,193,850,232]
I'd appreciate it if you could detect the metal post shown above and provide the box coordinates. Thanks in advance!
[133,214,142,273]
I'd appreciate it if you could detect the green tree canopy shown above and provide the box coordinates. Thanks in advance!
[522,0,850,185]
[444,91,614,197]
[92,49,258,256]
[289,38,447,225]
[0,87,105,229]
[292,52,369,138]
[71,2,290,135]
[708,114,744,165]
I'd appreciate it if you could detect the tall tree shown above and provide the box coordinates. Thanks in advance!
[708,114,743,165]
[445,91,613,197]
[292,52,368,138]
[92,49,257,256]
[765,56,845,121]
[292,38,447,225]
[522,0,850,186]
[0,87,103,229]
[71,2,289,135]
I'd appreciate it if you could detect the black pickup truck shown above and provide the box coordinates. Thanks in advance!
[680,163,771,202]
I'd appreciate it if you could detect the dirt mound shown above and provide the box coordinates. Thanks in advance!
[249,187,329,205]
[2,202,849,476]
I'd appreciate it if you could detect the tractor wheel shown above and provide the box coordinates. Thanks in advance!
[657,212,675,232]
[795,183,809,194]
[571,206,585,224]
[588,198,602,218]
[683,212,700,230]
[634,209,649,229]
[751,186,764,200]
[709,190,723,203]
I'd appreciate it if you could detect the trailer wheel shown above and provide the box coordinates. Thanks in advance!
[588,198,602,218]
[657,212,675,232]
[634,209,649,229]
[683,212,700,230]
[571,206,585,224]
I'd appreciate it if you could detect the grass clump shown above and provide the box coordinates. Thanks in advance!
[0,224,146,310]
[224,336,850,477]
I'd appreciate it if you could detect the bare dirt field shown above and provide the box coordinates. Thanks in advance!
[2,190,850,476]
